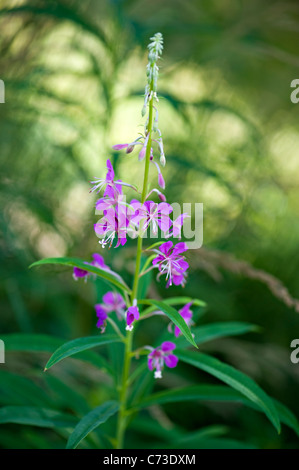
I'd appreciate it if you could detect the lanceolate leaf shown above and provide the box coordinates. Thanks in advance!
[0,406,77,428]
[162,297,206,307]
[29,257,131,294]
[135,384,299,437]
[175,321,259,348]
[66,401,119,449]
[176,350,281,433]
[44,334,121,370]
[140,299,197,348]
[1,333,113,374]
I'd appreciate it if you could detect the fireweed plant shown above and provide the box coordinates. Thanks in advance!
[29,34,299,449]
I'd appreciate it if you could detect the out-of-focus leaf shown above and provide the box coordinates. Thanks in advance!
[0,406,77,428]
[0,371,52,408]
[44,375,91,416]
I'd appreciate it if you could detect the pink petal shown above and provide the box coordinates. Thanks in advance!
[161,341,176,352]
[164,354,178,368]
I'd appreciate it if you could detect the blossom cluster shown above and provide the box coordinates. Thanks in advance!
[72,33,193,379]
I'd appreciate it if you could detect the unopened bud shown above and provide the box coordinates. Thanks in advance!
[160,154,166,167]
[126,145,134,154]
[158,192,166,202]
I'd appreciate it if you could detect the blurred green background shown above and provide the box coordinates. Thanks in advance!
[1,0,299,449]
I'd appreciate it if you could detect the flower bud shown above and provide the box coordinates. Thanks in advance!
[160,154,166,167]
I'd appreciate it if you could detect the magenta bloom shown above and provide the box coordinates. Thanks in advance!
[174,302,193,337]
[94,304,108,330]
[73,253,109,281]
[166,213,189,239]
[152,241,189,287]
[130,200,172,235]
[148,341,178,379]
[94,205,129,248]
[95,291,126,331]
[90,159,122,197]
[126,303,140,331]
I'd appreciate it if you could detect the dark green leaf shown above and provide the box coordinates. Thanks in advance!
[0,406,77,428]
[176,350,281,433]
[45,334,121,370]
[175,321,259,348]
[66,401,119,449]
[1,333,113,374]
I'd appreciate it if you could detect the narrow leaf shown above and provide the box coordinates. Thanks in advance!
[175,321,259,348]
[1,333,113,374]
[176,350,281,433]
[29,257,131,294]
[45,334,121,370]
[140,299,197,348]
[66,401,119,449]
[0,406,77,428]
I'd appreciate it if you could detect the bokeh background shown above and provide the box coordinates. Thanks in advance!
[1,0,299,449]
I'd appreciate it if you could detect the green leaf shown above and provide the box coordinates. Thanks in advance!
[29,257,131,294]
[176,350,281,433]
[0,406,77,428]
[137,256,153,299]
[175,321,259,348]
[44,334,122,370]
[44,375,91,415]
[135,384,299,437]
[140,299,197,348]
[179,437,256,449]
[66,401,119,449]
[1,333,113,374]
[135,384,299,436]
[0,371,52,407]
[162,296,206,307]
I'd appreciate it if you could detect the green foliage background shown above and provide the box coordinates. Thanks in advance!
[1,0,299,449]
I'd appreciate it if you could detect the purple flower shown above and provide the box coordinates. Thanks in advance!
[126,300,140,331]
[138,134,149,161]
[90,159,122,197]
[147,341,178,379]
[152,161,165,190]
[174,302,193,337]
[152,241,189,287]
[73,253,109,281]
[112,143,130,151]
[94,205,129,248]
[165,213,189,239]
[95,291,126,332]
[94,304,108,331]
[131,200,172,235]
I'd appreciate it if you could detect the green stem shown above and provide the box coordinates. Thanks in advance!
[115,81,154,449]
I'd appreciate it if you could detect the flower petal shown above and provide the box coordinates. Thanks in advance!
[164,354,178,369]
[161,341,176,352]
